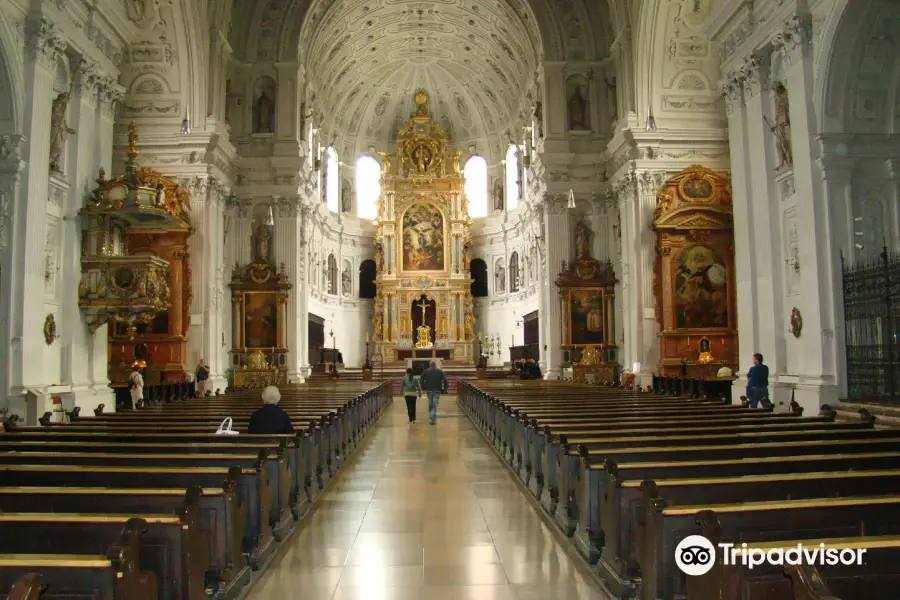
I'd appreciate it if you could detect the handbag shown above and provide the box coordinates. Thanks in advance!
[215,417,239,435]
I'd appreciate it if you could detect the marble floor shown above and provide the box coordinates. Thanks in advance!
[246,396,608,600]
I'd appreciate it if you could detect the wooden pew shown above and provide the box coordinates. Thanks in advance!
[687,534,900,600]
[0,464,274,572]
[0,485,246,598]
[0,518,158,600]
[639,496,900,600]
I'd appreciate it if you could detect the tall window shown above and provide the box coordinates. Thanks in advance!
[505,145,520,210]
[509,251,520,292]
[463,156,488,218]
[356,155,381,220]
[325,147,339,212]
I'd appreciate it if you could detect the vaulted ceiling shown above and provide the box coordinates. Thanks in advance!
[230,0,607,159]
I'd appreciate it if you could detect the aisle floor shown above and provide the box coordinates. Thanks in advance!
[246,396,607,600]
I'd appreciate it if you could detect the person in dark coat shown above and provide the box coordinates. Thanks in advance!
[248,386,294,434]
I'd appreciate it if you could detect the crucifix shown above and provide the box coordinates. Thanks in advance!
[415,296,429,323]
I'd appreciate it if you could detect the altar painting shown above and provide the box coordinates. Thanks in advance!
[402,203,444,271]
[244,291,278,348]
[675,245,728,329]
[570,289,605,345]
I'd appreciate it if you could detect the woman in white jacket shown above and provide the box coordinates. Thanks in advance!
[129,363,144,409]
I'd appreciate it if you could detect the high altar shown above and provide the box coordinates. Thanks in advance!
[372,91,475,364]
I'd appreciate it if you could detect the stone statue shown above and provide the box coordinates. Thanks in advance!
[495,263,506,293]
[465,313,476,341]
[568,87,588,131]
[341,267,351,296]
[533,102,543,138]
[341,184,351,213]
[49,92,77,172]
[493,180,504,211]
[767,81,793,169]
[255,223,271,263]
[253,89,275,134]
[574,222,592,260]
[607,77,618,123]
[463,239,472,270]
[373,241,383,273]
[373,295,384,340]
[155,183,166,207]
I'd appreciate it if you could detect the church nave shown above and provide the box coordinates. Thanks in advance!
[246,397,602,600]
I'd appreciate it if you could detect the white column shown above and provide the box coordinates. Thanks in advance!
[720,70,757,402]
[61,62,101,410]
[10,20,61,394]
[0,136,26,411]
[615,175,639,375]
[541,200,570,377]
[292,205,310,379]
[817,158,854,398]
[743,56,790,407]
[633,170,663,386]
[777,23,839,410]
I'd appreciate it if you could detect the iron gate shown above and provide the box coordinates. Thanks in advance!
[842,247,900,404]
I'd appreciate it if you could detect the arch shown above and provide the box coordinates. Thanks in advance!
[359,259,376,299]
[355,155,381,220]
[0,8,23,133]
[325,146,339,212]
[509,251,520,292]
[505,145,520,211]
[470,258,488,297]
[464,155,488,218]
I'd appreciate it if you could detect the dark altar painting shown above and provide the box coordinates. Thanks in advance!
[244,291,278,348]
[675,245,729,328]
[402,203,444,271]
[570,289,605,345]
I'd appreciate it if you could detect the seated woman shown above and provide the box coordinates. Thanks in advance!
[248,386,294,434]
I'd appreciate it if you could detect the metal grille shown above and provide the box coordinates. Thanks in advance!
[842,247,900,404]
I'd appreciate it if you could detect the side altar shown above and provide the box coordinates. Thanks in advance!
[371,91,475,363]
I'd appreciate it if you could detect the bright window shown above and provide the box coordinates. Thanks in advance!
[464,156,488,218]
[325,147,339,212]
[356,155,381,220]
[505,145,520,210]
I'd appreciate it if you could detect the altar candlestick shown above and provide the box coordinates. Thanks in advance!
[366,331,370,343]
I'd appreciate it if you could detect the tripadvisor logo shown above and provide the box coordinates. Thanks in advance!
[675,535,868,576]
[675,535,716,576]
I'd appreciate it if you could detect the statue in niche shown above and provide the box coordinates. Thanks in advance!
[341,267,351,296]
[606,77,618,122]
[463,238,472,270]
[252,78,276,134]
[373,295,384,340]
[766,81,793,169]
[574,221,592,260]
[568,85,589,131]
[49,92,76,172]
[253,222,272,264]
[341,181,351,213]
[533,102,543,138]
[495,262,506,293]
[493,180,504,211]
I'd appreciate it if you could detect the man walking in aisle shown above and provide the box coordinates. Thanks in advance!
[420,360,448,425]
[746,353,770,409]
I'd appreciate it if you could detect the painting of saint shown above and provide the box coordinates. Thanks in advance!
[675,245,728,329]
[570,289,604,345]
[244,292,278,348]
[402,203,445,271]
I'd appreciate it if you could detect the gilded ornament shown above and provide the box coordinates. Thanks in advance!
[790,307,803,338]
[43,314,59,345]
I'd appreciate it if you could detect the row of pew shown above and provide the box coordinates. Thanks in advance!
[457,379,900,600]
[0,381,392,600]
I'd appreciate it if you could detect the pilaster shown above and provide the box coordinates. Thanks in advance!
[775,17,839,411]
[541,199,569,376]
[11,19,64,394]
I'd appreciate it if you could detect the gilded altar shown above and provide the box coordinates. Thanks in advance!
[652,165,737,377]
[232,350,287,389]
[371,91,475,363]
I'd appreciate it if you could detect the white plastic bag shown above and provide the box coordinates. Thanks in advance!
[215,417,239,435]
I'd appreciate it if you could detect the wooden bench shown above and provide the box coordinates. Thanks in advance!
[0,518,158,600]
[687,533,900,600]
